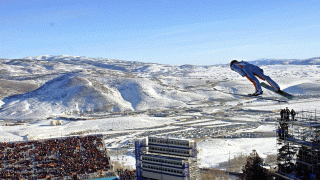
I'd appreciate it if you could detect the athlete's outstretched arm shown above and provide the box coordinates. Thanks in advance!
[230,64,246,77]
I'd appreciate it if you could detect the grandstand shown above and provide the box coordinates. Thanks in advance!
[0,134,115,179]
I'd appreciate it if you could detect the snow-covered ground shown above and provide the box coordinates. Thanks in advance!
[198,138,277,168]
[0,115,175,142]
[0,55,320,169]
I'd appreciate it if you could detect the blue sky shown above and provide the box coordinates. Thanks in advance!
[1,0,319,65]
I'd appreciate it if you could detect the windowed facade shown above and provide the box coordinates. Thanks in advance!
[136,136,199,180]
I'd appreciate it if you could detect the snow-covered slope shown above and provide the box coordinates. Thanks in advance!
[0,72,135,120]
[0,55,320,120]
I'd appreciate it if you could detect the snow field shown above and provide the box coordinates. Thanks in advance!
[0,115,175,142]
[197,138,277,168]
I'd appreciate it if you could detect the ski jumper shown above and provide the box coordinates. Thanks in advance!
[230,61,280,93]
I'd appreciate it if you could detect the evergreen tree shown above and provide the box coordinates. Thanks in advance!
[239,150,273,180]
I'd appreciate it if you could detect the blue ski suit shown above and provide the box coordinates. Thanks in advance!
[230,61,280,93]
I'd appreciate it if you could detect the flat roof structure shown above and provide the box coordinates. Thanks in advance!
[135,136,200,180]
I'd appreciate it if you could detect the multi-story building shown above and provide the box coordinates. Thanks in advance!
[135,136,200,180]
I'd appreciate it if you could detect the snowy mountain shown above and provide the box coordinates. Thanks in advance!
[248,57,320,65]
[0,55,320,120]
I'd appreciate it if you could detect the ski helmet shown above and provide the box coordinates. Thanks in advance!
[230,60,238,67]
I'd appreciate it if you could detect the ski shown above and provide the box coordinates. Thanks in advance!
[260,82,294,100]
[213,88,288,102]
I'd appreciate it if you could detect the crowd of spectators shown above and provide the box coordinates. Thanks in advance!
[80,136,110,174]
[0,141,34,179]
[118,168,136,180]
[0,134,112,179]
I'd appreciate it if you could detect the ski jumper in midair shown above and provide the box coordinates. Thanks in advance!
[230,60,280,96]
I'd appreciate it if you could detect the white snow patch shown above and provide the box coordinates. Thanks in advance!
[197,138,277,168]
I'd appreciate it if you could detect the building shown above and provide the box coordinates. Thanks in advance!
[135,136,200,180]
[276,110,320,180]
[50,120,56,126]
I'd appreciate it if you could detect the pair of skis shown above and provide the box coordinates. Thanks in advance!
[260,82,294,100]
[214,82,293,102]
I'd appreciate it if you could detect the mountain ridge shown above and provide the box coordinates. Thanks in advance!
[0,55,320,121]
[248,57,320,65]
[2,55,320,67]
